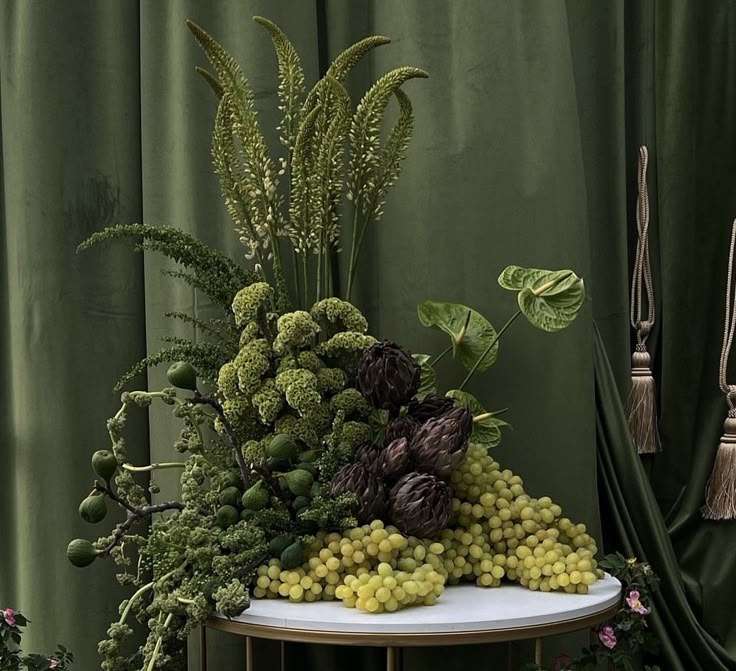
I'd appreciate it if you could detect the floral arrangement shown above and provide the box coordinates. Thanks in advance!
[0,608,73,671]
[523,554,660,671]
[67,15,603,671]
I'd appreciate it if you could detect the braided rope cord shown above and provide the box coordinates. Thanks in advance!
[630,146,655,350]
[719,221,736,415]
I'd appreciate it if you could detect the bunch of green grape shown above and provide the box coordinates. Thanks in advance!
[252,444,603,610]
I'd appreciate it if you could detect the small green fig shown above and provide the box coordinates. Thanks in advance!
[66,538,100,567]
[216,505,239,528]
[166,361,198,391]
[91,450,118,481]
[79,495,107,524]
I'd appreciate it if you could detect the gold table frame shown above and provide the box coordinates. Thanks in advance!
[200,600,619,671]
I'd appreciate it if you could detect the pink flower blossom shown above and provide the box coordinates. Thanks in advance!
[48,659,59,669]
[599,625,617,649]
[2,608,16,627]
[626,589,650,615]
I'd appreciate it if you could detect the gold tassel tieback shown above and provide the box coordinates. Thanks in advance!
[704,415,736,520]
[703,219,736,520]
[628,146,659,454]
[629,349,657,455]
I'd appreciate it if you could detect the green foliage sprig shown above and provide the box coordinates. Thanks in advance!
[522,554,660,671]
[189,16,427,307]
[0,609,73,671]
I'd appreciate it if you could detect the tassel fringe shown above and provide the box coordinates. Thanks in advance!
[703,419,736,520]
[628,351,659,454]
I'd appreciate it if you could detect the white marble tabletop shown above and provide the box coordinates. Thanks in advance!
[218,575,621,635]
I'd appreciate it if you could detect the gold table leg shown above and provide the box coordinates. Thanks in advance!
[387,646,402,671]
[534,637,543,667]
[245,636,253,671]
[199,626,207,671]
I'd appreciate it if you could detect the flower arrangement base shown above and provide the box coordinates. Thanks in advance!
[202,575,621,670]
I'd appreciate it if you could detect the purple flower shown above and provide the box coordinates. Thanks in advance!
[626,589,650,615]
[598,625,617,649]
[2,608,16,627]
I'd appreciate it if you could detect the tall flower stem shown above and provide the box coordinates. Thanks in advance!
[458,311,521,391]
[430,344,453,367]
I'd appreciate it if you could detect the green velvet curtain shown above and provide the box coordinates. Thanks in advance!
[1,2,733,671]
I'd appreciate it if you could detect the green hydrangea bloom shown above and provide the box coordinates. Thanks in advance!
[217,362,239,400]
[275,368,321,417]
[330,388,371,417]
[275,414,319,449]
[340,421,372,449]
[252,379,284,425]
[232,282,273,327]
[239,321,261,347]
[316,367,346,394]
[316,332,376,360]
[297,350,324,373]
[311,298,369,333]
[213,579,250,618]
[273,311,320,353]
[234,339,271,396]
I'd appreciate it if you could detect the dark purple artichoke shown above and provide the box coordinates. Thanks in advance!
[385,415,419,445]
[409,406,473,480]
[354,442,384,473]
[407,394,454,422]
[357,341,421,413]
[381,437,411,481]
[388,472,452,537]
[330,463,386,523]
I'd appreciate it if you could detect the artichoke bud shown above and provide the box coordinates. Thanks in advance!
[388,472,452,538]
[357,341,421,413]
[409,407,473,480]
[330,463,386,523]
[384,415,419,445]
[354,442,384,472]
[407,394,454,422]
[381,437,411,482]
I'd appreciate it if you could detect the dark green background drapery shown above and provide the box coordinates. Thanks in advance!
[1,2,734,670]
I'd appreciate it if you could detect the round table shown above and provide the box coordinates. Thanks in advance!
[202,575,621,671]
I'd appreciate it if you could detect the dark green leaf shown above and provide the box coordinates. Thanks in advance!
[497,265,584,332]
[417,301,498,371]
[446,389,508,446]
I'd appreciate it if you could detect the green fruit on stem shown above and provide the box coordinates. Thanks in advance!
[219,486,241,507]
[280,469,314,497]
[66,538,100,567]
[241,481,269,511]
[309,481,321,498]
[296,462,317,477]
[240,508,255,521]
[223,471,243,489]
[91,450,118,481]
[166,361,198,391]
[79,495,107,524]
[299,449,319,463]
[293,496,310,511]
[280,541,304,570]
[268,534,294,557]
[268,457,290,472]
[216,505,239,528]
[266,434,298,462]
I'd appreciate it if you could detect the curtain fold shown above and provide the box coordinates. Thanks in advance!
[1,2,734,671]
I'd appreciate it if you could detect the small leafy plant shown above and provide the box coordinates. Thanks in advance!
[0,609,73,671]
[522,554,660,671]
